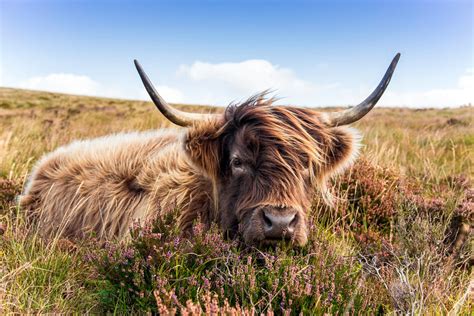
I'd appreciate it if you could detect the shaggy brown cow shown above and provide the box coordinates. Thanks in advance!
[20,54,400,246]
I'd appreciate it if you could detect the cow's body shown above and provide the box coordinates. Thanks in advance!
[20,129,213,239]
[20,54,400,245]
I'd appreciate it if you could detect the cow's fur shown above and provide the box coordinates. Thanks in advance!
[20,95,360,243]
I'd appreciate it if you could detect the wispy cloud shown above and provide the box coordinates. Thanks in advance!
[177,59,338,106]
[136,85,185,103]
[19,73,101,96]
[176,60,473,108]
[382,68,473,108]
[13,65,473,108]
[19,73,186,103]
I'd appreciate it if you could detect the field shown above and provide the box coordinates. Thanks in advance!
[0,87,472,314]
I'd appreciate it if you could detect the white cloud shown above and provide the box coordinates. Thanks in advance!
[177,59,338,105]
[137,85,185,103]
[382,69,473,108]
[19,73,101,96]
[178,59,311,93]
[0,63,3,86]
[14,64,473,108]
[176,60,473,108]
[18,73,186,104]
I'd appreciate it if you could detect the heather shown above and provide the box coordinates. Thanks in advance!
[87,213,365,314]
[0,88,472,314]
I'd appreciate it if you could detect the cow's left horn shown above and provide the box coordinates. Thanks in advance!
[326,53,400,126]
[134,60,216,126]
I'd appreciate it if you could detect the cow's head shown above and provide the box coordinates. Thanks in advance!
[135,53,400,246]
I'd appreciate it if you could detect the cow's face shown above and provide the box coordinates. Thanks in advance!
[134,53,399,247]
[185,101,359,246]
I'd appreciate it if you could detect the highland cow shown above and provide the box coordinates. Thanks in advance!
[20,54,400,246]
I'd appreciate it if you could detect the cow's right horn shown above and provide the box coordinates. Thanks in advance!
[325,53,400,127]
[134,60,217,126]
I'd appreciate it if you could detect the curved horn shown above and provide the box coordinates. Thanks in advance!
[326,53,400,126]
[134,59,216,126]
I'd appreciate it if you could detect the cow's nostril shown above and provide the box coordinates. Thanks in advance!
[262,211,273,228]
[289,214,298,228]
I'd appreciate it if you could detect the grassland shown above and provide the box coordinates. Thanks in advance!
[0,87,472,314]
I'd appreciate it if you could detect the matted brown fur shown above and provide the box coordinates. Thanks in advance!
[20,94,360,245]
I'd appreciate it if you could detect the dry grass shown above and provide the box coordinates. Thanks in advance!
[0,87,472,314]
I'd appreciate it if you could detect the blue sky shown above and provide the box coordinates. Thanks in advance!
[1,0,472,107]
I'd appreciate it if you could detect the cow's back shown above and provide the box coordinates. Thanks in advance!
[20,129,183,239]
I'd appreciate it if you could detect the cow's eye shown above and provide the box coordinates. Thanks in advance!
[232,158,243,168]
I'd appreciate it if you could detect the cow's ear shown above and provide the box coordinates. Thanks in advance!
[322,126,361,176]
[184,120,223,179]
